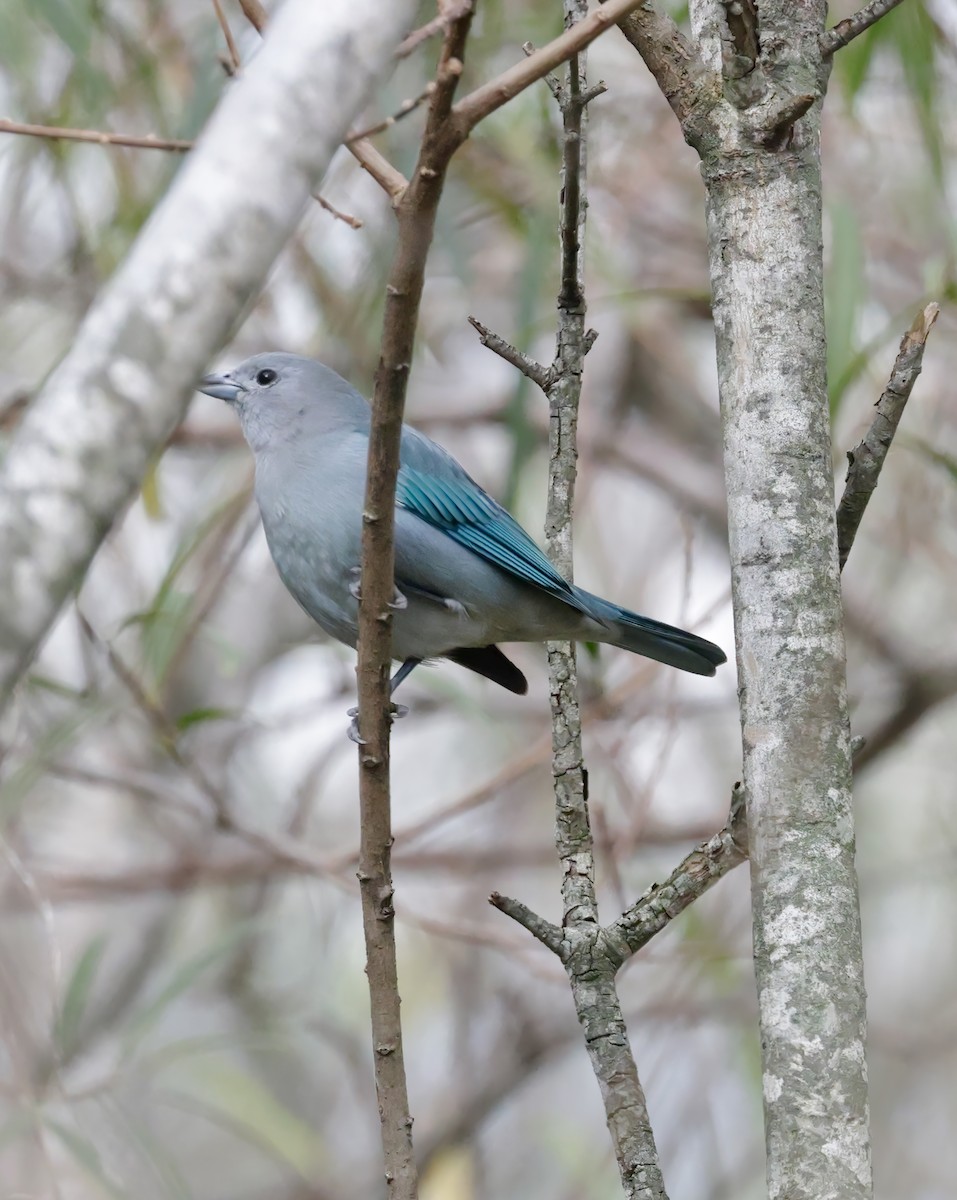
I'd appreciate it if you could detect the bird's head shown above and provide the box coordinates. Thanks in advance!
[198,352,369,453]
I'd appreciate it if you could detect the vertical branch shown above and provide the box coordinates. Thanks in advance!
[544,7,667,1198]
[354,13,473,1200]
[546,0,592,927]
[688,3,871,1197]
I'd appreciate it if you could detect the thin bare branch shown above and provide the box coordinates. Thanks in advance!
[488,892,563,953]
[472,15,672,1195]
[453,0,647,131]
[312,190,364,228]
[223,0,411,205]
[74,612,339,878]
[396,1,473,59]
[836,302,939,569]
[347,138,410,202]
[347,82,438,144]
[467,316,552,390]
[355,10,474,1198]
[212,0,242,72]
[0,117,362,228]
[601,0,707,125]
[821,0,909,56]
[608,786,748,957]
[546,25,667,1198]
[0,118,192,152]
[237,0,267,33]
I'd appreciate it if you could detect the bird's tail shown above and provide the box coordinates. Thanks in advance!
[576,590,727,677]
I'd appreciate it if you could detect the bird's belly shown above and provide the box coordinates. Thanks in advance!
[261,511,361,648]
[390,594,491,662]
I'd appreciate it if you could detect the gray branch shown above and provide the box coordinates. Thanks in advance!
[690,3,872,1196]
[837,302,939,569]
[0,0,417,711]
[821,0,909,57]
[479,10,669,1195]
[608,786,747,958]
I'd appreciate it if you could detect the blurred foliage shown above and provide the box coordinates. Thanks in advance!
[0,2,956,1199]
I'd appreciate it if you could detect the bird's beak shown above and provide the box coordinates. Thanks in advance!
[198,372,245,404]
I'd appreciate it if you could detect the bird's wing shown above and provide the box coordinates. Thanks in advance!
[396,427,588,612]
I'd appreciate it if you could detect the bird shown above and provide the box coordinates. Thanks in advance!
[198,352,726,719]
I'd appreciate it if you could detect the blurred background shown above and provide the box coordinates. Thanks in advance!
[0,1,955,1197]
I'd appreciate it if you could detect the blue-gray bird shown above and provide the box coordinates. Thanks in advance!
[199,353,726,702]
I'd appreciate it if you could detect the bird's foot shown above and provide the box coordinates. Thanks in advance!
[347,568,407,611]
[346,702,409,744]
[346,706,364,744]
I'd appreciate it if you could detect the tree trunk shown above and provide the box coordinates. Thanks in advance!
[692,3,871,1196]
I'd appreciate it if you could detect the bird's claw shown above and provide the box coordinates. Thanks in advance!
[347,568,406,611]
[346,706,365,744]
[345,702,409,743]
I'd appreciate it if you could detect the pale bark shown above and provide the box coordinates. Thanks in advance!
[0,0,417,710]
[688,3,871,1197]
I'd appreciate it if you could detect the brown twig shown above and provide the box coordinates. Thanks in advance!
[348,0,646,205]
[0,117,365,226]
[821,0,909,56]
[74,612,337,883]
[237,0,267,33]
[452,0,647,131]
[312,191,364,229]
[0,118,192,152]
[347,138,410,203]
[213,0,412,206]
[354,11,474,1198]
[836,302,939,570]
[347,82,438,144]
[212,0,242,72]
[396,1,473,59]
[599,0,705,125]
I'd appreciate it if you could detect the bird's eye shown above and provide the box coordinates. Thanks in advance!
[256,368,278,386]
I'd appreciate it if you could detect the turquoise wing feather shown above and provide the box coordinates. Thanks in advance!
[396,428,587,612]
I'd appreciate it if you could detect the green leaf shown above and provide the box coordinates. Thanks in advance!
[124,488,250,690]
[0,1108,34,1151]
[826,200,864,415]
[141,458,164,520]
[29,0,92,58]
[174,707,238,732]
[43,1117,128,1200]
[835,20,884,101]
[163,1061,325,1178]
[904,436,957,485]
[0,702,107,822]
[135,588,193,690]
[101,1096,195,1200]
[122,921,261,1054]
[893,2,944,184]
[25,673,90,700]
[56,934,108,1059]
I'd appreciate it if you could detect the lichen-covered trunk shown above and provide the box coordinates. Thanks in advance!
[702,126,871,1198]
[0,0,416,712]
